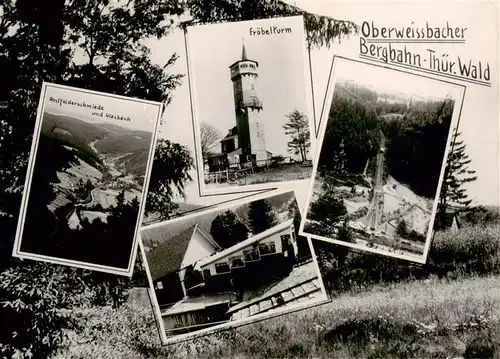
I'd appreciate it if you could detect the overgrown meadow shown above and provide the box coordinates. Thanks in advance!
[50,220,500,359]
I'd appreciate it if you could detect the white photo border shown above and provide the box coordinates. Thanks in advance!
[183,15,318,198]
[12,82,163,277]
[139,188,331,346]
[299,55,467,264]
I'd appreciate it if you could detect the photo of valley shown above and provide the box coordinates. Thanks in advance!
[301,59,463,261]
[140,190,326,342]
[16,86,159,273]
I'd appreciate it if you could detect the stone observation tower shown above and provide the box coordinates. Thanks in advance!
[229,39,268,164]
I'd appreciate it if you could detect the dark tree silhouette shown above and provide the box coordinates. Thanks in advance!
[210,210,250,248]
[247,199,278,235]
[435,129,477,230]
[0,0,357,357]
[306,190,348,234]
[145,139,194,220]
[439,129,477,210]
[283,110,311,162]
[396,219,408,238]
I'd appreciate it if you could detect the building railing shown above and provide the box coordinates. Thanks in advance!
[165,320,231,336]
[205,156,312,184]
[158,292,238,313]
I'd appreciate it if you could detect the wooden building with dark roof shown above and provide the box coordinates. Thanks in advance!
[145,224,221,308]
[144,218,302,336]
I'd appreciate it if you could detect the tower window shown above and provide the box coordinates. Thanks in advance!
[251,84,255,90]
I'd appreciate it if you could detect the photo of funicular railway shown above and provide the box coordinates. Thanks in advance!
[140,190,326,342]
[301,58,464,262]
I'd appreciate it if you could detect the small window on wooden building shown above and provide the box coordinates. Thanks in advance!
[202,269,212,280]
[156,281,163,290]
[215,262,231,274]
[243,248,260,262]
[259,241,276,256]
[230,255,245,269]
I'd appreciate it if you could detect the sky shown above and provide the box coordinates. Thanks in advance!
[185,15,313,158]
[333,59,463,101]
[43,85,161,133]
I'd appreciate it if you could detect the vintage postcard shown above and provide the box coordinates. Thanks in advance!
[12,83,161,276]
[184,15,316,197]
[299,56,465,263]
[140,189,328,345]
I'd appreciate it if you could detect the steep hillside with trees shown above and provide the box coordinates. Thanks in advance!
[319,82,455,199]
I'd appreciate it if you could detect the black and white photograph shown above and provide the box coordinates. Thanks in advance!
[2,0,500,358]
[300,57,465,263]
[140,189,328,344]
[12,83,161,276]
[185,15,315,196]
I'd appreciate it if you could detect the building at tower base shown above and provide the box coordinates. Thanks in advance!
[207,41,272,173]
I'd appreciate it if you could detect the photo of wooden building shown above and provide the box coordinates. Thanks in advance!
[144,217,319,336]
[141,190,326,339]
[195,219,298,294]
[146,224,222,309]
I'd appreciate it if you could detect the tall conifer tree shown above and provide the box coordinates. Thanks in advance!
[439,129,477,210]
[247,199,278,235]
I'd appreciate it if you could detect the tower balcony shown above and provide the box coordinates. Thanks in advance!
[237,98,262,109]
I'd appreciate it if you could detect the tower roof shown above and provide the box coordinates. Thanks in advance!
[241,39,247,60]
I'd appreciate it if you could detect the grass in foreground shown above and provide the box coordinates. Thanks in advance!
[51,274,500,359]
[50,224,500,358]
[190,275,500,359]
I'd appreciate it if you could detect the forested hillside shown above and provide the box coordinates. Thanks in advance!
[319,82,454,199]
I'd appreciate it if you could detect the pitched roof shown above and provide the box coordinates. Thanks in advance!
[145,224,197,281]
[442,212,461,228]
[241,39,247,60]
[222,126,238,140]
[197,219,294,268]
[221,134,237,141]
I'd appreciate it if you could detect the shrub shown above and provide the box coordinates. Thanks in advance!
[308,190,347,228]
[269,155,285,168]
[52,304,176,359]
[464,333,495,359]
[316,224,500,295]
[428,224,500,277]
